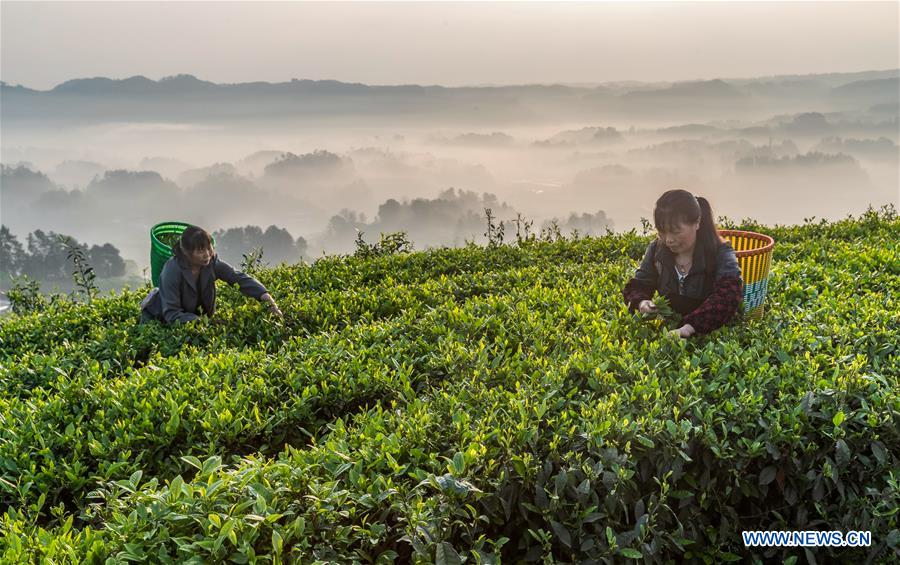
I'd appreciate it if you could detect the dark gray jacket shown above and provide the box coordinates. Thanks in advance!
[139,253,268,325]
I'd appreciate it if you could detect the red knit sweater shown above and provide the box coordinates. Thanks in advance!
[623,275,743,335]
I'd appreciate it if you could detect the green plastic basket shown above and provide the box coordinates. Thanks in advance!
[150,222,215,287]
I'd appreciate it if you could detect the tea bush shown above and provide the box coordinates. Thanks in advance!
[0,207,897,563]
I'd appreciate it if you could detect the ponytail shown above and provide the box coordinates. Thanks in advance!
[696,196,723,251]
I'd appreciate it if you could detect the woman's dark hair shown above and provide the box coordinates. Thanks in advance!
[653,189,722,252]
[173,225,214,262]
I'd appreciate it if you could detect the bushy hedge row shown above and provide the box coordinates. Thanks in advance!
[1,207,897,563]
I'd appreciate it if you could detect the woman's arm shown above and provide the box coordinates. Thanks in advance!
[213,256,282,317]
[213,256,269,300]
[681,244,743,334]
[622,241,659,311]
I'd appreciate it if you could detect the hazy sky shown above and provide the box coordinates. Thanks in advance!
[2,1,898,90]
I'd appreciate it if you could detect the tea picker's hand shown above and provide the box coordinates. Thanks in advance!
[669,324,696,339]
[638,300,657,314]
[260,293,283,318]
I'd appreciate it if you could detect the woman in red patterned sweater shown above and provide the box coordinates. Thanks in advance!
[623,189,744,338]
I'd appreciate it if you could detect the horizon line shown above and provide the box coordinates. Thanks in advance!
[3,67,898,92]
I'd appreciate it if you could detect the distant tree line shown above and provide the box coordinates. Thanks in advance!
[815,137,898,159]
[319,188,613,254]
[545,211,614,236]
[735,151,861,171]
[211,225,308,266]
[1,226,125,280]
[323,187,516,253]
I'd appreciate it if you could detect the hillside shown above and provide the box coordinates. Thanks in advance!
[2,70,897,125]
[0,207,897,563]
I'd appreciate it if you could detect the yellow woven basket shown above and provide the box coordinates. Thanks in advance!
[719,230,775,318]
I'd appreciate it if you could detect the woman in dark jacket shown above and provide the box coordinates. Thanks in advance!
[139,226,282,325]
[623,189,743,338]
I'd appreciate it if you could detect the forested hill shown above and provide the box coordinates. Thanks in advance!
[0,206,897,563]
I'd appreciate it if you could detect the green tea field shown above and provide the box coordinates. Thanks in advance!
[1,208,897,564]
